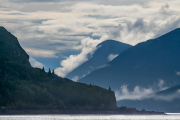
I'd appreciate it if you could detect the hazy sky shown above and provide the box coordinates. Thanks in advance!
[1,0,180,77]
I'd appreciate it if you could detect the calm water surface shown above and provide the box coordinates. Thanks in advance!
[0,114,180,120]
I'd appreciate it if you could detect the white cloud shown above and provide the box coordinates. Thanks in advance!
[25,48,58,58]
[29,57,44,68]
[71,76,79,82]
[115,80,170,101]
[1,1,180,76]
[55,37,107,77]
[55,3,180,77]
[108,54,118,61]
[176,71,180,76]
[115,85,153,101]
[97,64,110,69]
[107,15,180,45]
[71,71,91,81]
[158,79,168,90]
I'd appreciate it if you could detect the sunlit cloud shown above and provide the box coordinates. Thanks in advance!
[25,48,58,58]
[1,0,180,76]
[55,37,105,77]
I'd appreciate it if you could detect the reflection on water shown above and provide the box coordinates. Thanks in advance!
[0,114,180,120]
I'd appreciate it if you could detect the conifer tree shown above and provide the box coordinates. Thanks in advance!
[48,68,51,75]
[52,69,55,74]
[108,86,111,91]
[42,67,45,72]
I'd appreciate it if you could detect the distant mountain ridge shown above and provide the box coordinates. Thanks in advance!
[79,28,180,89]
[66,40,132,81]
[79,28,180,112]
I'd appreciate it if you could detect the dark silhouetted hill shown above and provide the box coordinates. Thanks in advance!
[0,27,30,66]
[0,27,117,110]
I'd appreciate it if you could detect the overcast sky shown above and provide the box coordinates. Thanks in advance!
[1,0,180,77]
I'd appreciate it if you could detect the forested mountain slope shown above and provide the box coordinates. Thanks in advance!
[0,27,117,110]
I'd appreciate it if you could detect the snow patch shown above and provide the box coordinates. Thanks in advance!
[108,54,118,61]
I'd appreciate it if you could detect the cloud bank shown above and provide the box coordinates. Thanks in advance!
[115,80,180,102]
[1,1,180,77]
[115,85,153,101]
[55,2,180,77]
[55,37,106,77]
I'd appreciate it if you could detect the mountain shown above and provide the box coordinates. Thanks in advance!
[0,27,30,66]
[66,40,132,81]
[79,28,180,89]
[118,85,180,113]
[0,27,117,111]
[79,28,180,112]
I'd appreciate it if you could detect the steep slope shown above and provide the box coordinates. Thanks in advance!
[0,27,30,66]
[0,27,117,110]
[79,28,180,90]
[66,40,132,81]
[79,28,180,112]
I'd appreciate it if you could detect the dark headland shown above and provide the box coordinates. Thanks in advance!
[0,27,164,115]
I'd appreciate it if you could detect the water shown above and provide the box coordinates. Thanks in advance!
[0,114,180,120]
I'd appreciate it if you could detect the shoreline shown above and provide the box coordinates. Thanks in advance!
[0,110,165,115]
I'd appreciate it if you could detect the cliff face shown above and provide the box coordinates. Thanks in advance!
[0,27,30,66]
[0,27,117,109]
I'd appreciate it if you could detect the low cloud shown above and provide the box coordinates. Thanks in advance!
[71,71,91,81]
[175,71,180,76]
[55,37,107,77]
[108,54,118,61]
[29,57,44,68]
[97,64,110,69]
[158,79,168,90]
[115,85,153,101]
[115,80,174,101]
[71,76,79,82]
